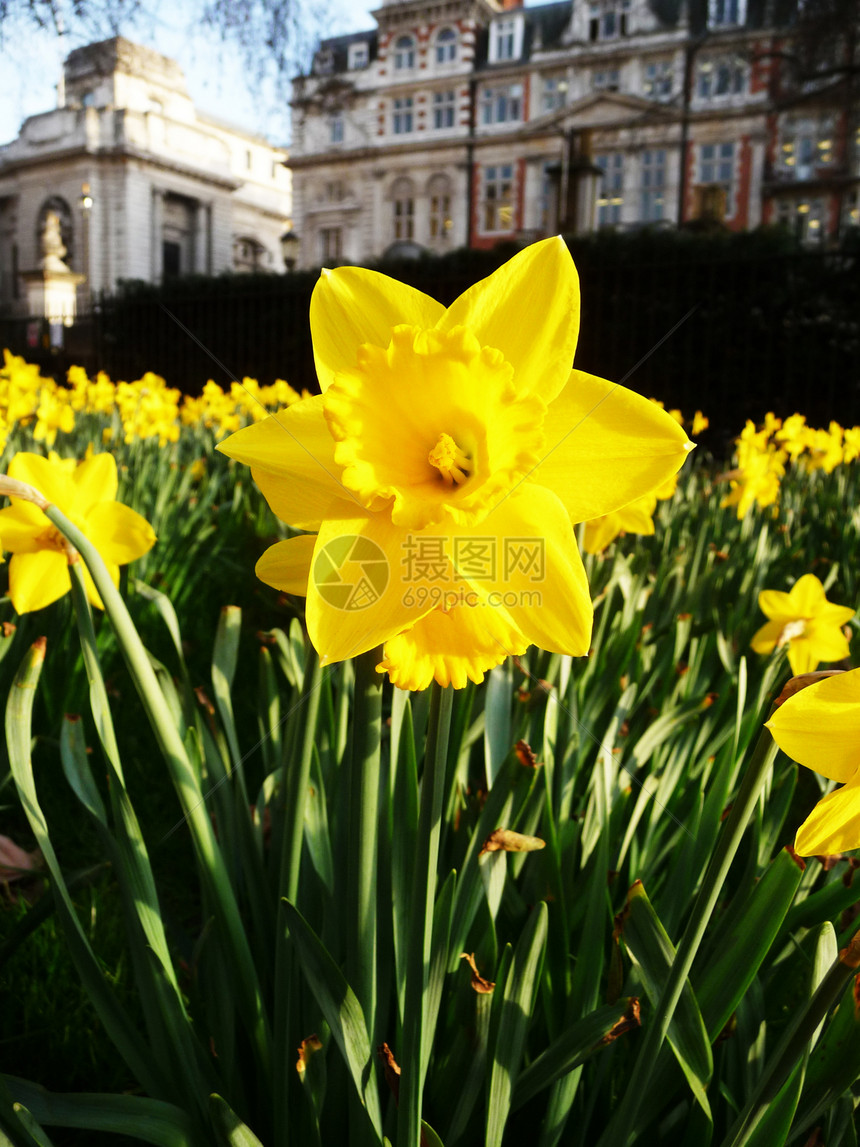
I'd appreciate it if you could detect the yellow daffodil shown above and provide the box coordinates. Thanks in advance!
[219,237,692,690]
[691,410,709,437]
[767,669,860,855]
[750,573,854,676]
[0,451,156,613]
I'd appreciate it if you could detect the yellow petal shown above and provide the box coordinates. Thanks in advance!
[8,550,70,613]
[801,619,851,665]
[377,599,528,691]
[71,452,118,510]
[786,640,821,676]
[218,396,362,530]
[255,535,316,595]
[819,603,856,627]
[0,502,50,554]
[750,619,784,656]
[787,573,828,616]
[437,236,580,405]
[757,588,795,624]
[7,453,73,511]
[305,515,438,663]
[450,486,592,656]
[532,370,692,523]
[310,268,444,393]
[795,772,860,856]
[766,667,860,783]
[85,502,157,566]
[583,513,623,555]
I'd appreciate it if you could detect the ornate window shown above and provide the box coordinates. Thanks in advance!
[482,165,515,233]
[589,1,631,42]
[640,150,666,222]
[480,83,523,125]
[393,97,414,134]
[428,175,453,239]
[391,177,415,240]
[595,154,624,226]
[433,91,456,130]
[708,0,746,27]
[394,35,416,70]
[435,27,457,64]
[643,61,673,100]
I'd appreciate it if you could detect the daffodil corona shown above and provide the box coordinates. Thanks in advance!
[0,451,156,613]
[750,573,853,676]
[220,238,693,690]
[767,669,860,855]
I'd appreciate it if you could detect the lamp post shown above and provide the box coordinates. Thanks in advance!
[280,228,300,272]
[80,182,93,311]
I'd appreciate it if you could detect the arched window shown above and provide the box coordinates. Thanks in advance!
[435,27,457,64]
[390,177,415,240]
[394,35,416,70]
[427,174,453,241]
[233,236,269,272]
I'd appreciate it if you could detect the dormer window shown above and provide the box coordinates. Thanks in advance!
[394,35,416,70]
[589,1,631,42]
[489,16,524,63]
[315,48,334,76]
[348,41,369,70]
[435,27,457,64]
[708,0,746,27]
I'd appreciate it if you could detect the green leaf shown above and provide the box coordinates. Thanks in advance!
[208,1094,265,1147]
[792,952,860,1137]
[5,642,166,1099]
[420,1121,445,1147]
[695,847,805,1040]
[620,881,713,1119]
[2,1079,194,1147]
[513,998,641,1110]
[483,663,513,788]
[282,900,383,1140]
[486,901,548,1147]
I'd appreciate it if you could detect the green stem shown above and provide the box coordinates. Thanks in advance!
[274,651,323,1147]
[346,648,384,1041]
[719,928,860,1147]
[43,504,272,1078]
[397,681,454,1147]
[601,719,779,1147]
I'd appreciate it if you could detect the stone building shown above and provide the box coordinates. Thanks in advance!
[288,0,860,267]
[0,37,292,316]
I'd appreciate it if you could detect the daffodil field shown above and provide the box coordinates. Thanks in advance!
[2,240,860,1147]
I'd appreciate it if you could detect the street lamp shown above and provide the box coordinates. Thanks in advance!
[280,228,300,272]
[80,182,93,311]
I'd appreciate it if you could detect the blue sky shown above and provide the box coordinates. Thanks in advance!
[0,1,377,146]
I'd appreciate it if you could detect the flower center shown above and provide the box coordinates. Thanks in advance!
[324,323,546,530]
[778,618,807,646]
[429,433,472,487]
[38,525,70,553]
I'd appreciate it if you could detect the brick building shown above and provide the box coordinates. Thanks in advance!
[288,0,860,267]
[0,37,292,316]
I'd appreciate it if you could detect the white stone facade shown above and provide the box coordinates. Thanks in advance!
[0,37,292,314]
[288,0,860,268]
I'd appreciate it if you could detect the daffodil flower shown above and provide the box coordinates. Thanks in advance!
[767,668,860,855]
[220,238,692,690]
[0,452,156,613]
[750,573,854,676]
